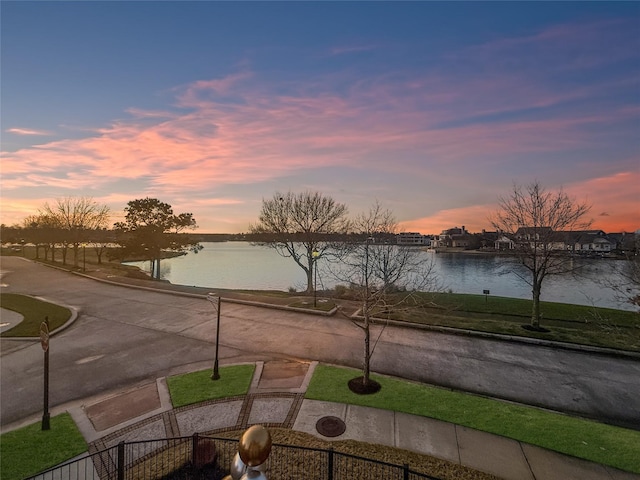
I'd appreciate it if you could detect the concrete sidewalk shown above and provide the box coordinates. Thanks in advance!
[62,360,638,480]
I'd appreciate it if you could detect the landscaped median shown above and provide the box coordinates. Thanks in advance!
[0,293,71,337]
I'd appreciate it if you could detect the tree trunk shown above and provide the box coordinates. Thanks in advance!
[531,284,541,327]
[155,258,161,280]
[363,317,370,386]
[306,264,313,293]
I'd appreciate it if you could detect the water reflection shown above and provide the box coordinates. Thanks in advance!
[125,242,635,311]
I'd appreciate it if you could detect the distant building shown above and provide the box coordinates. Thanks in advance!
[494,234,515,250]
[397,232,427,245]
[432,226,475,248]
[562,230,615,253]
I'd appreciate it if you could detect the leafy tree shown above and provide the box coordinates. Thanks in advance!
[330,202,440,392]
[250,191,349,293]
[114,198,197,280]
[491,182,592,330]
[41,197,110,266]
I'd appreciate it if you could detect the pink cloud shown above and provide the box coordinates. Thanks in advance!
[1,66,633,190]
[566,171,640,232]
[400,171,640,235]
[400,204,498,235]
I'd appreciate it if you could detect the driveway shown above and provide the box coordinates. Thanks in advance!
[1,256,639,429]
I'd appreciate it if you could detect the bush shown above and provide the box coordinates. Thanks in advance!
[333,284,348,298]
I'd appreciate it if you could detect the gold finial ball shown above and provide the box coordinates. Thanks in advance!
[238,425,272,467]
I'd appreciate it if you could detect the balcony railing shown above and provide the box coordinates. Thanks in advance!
[27,434,441,480]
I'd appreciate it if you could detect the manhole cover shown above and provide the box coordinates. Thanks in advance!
[316,416,346,437]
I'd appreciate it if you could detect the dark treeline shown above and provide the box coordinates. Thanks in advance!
[3,225,637,252]
[0,227,400,249]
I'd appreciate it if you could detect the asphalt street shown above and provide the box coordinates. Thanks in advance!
[1,256,639,430]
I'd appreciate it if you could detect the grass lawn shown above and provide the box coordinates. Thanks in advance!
[306,365,640,474]
[0,413,87,480]
[166,364,255,407]
[0,293,72,337]
[416,292,638,325]
[377,292,640,352]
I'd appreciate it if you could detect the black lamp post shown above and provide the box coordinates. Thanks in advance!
[207,293,221,380]
[312,250,319,307]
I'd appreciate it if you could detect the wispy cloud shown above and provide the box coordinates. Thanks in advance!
[6,127,52,136]
[126,108,175,119]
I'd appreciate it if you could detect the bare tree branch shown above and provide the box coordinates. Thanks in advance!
[490,181,592,329]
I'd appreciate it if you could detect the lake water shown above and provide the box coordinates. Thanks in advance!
[125,241,636,311]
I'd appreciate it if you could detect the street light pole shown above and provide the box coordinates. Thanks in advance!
[207,293,221,380]
[40,317,50,430]
[83,243,86,272]
[312,250,319,307]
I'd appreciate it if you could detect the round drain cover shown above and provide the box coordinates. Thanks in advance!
[316,416,346,437]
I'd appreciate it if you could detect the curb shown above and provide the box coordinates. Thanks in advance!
[369,317,640,360]
[70,268,339,315]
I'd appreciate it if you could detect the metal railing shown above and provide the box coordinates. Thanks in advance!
[27,434,440,480]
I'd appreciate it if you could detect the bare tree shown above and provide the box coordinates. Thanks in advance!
[491,182,592,330]
[250,191,349,293]
[41,197,110,267]
[330,202,440,392]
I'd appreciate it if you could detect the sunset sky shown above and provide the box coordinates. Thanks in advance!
[2,2,639,234]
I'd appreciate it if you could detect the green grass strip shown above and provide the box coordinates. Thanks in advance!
[0,293,71,337]
[306,365,640,473]
[413,292,639,326]
[167,364,255,407]
[0,413,87,480]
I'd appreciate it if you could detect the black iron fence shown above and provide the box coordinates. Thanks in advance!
[27,434,441,480]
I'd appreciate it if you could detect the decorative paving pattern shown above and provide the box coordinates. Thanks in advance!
[175,399,244,436]
[88,392,307,454]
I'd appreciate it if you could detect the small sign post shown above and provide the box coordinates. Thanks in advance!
[40,318,50,430]
[483,289,490,304]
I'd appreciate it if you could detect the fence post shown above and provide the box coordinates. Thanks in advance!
[327,447,334,480]
[403,463,409,480]
[192,433,199,466]
[117,442,125,480]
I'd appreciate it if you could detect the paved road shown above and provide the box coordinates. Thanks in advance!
[2,257,639,430]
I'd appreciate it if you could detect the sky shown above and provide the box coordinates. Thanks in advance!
[1,1,639,234]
